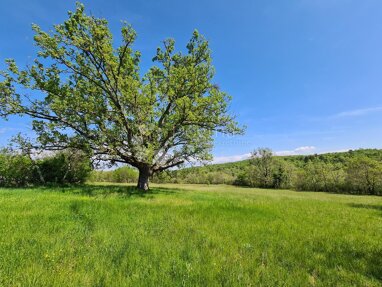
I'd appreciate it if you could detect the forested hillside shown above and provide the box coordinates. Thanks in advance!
[91,148,382,195]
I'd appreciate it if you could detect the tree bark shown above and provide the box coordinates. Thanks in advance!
[137,166,151,191]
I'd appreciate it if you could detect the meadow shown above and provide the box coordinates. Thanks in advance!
[0,183,381,286]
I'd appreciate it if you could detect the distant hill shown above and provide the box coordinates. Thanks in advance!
[153,148,382,185]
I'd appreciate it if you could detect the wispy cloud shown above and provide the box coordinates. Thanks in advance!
[275,146,316,156]
[0,127,14,135]
[212,146,317,163]
[332,107,382,118]
[212,153,251,164]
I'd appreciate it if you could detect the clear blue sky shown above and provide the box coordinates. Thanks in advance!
[1,0,381,162]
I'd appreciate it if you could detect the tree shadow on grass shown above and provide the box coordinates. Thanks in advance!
[1,183,190,199]
[322,241,382,283]
[45,184,184,199]
[348,203,382,216]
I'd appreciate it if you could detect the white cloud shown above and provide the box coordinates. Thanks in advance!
[294,146,316,152]
[212,153,251,164]
[212,146,317,163]
[333,107,382,118]
[275,146,316,156]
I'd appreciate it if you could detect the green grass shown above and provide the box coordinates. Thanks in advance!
[0,184,381,286]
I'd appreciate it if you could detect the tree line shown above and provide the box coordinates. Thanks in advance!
[2,146,382,195]
[150,148,382,195]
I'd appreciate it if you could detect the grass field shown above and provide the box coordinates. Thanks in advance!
[0,183,381,286]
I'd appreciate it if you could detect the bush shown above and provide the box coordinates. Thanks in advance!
[0,150,35,187]
[0,149,91,187]
[37,150,92,184]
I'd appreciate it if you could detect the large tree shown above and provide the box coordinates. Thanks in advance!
[0,3,243,190]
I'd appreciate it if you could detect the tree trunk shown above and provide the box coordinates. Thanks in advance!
[137,166,151,191]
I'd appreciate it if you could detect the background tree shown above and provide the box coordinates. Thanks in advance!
[271,158,296,189]
[250,148,274,188]
[0,3,243,190]
[346,156,382,195]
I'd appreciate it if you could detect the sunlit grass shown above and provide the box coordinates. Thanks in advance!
[0,183,381,286]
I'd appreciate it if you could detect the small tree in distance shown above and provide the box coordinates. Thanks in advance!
[0,3,243,190]
[250,148,274,187]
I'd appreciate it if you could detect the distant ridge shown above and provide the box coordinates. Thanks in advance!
[157,148,382,184]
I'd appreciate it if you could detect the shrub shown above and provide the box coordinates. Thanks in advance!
[0,150,34,187]
[37,150,92,184]
[0,149,91,187]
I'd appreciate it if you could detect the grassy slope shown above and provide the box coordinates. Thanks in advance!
[0,184,381,286]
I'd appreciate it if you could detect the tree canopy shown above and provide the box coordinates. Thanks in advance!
[0,3,243,189]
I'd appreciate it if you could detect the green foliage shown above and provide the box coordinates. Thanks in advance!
[346,156,382,195]
[37,150,92,185]
[235,149,296,189]
[0,149,34,187]
[249,148,274,187]
[0,184,381,286]
[0,149,91,186]
[152,159,249,185]
[149,148,382,195]
[294,161,346,193]
[0,2,243,189]
[271,158,296,189]
[89,166,138,183]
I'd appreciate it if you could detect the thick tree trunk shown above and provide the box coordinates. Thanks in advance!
[137,166,151,191]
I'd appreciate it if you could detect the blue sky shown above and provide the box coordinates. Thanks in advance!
[1,0,382,163]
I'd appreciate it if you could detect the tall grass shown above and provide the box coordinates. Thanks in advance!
[0,184,381,286]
